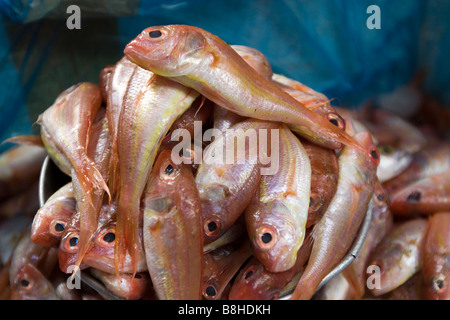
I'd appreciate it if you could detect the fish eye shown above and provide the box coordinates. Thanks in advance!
[309,192,323,212]
[204,218,222,238]
[102,232,115,243]
[433,275,446,292]
[61,231,79,253]
[204,285,217,298]
[149,30,162,38]
[96,227,116,247]
[371,148,379,159]
[165,164,174,175]
[50,220,67,236]
[328,113,346,130]
[369,147,380,164]
[261,233,272,244]
[256,226,277,250]
[20,279,30,287]
[160,159,179,180]
[407,191,421,202]
[69,237,78,247]
[243,265,258,281]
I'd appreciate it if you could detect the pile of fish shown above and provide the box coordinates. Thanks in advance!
[0,25,448,300]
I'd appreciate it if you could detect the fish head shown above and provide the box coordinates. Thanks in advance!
[58,229,83,273]
[228,257,281,300]
[199,183,232,241]
[31,198,76,247]
[376,144,413,183]
[424,259,449,300]
[91,269,150,300]
[11,264,58,300]
[327,111,346,131]
[353,131,381,169]
[125,25,207,77]
[81,222,117,272]
[150,149,192,187]
[251,200,304,273]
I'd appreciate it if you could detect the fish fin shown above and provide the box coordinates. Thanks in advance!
[308,97,336,111]
[115,200,140,277]
[72,156,111,207]
[71,173,103,271]
[194,95,207,118]
[1,135,45,148]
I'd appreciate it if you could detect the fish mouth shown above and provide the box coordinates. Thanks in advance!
[123,42,146,66]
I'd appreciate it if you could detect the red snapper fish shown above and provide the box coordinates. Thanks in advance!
[124,24,363,152]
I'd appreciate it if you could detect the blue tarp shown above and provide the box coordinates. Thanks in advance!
[0,0,449,153]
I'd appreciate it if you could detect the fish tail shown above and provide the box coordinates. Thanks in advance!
[73,155,111,206]
[114,218,127,275]
[194,95,207,118]
[107,137,121,201]
[115,199,140,276]
[72,230,94,273]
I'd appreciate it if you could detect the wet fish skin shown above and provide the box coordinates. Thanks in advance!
[142,149,203,300]
[90,268,150,300]
[203,217,246,254]
[105,57,138,198]
[31,182,76,248]
[290,128,379,300]
[376,144,413,183]
[202,240,252,300]
[299,137,339,228]
[245,124,311,272]
[229,232,312,300]
[9,232,58,285]
[390,171,450,216]
[10,263,59,300]
[422,212,450,300]
[360,108,427,154]
[115,65,199,275]
[368,218,428,297]
[212,104,246,138]
[272,73,342,127]
[341,181,393,298]
[58,211,147,274]
[383,272,424,300]
[196,119,279,244]
[124,25,363,151]
[231,45,273,80]
[0,144,47,202]
[383,142,450,196]
[37,82,110,202]
[99,64,115,103]
[71,107,111,270]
